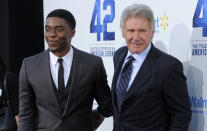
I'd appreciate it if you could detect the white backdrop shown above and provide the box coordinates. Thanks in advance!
[44,0,207,130]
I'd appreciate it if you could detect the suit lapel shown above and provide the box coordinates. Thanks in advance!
[41,50,63,117]
[63,47,82,116]
[112,47,128,111]
[124,45,156,102]
[124,56,153,101]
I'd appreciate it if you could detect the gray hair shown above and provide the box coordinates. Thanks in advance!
[120,4,155,31]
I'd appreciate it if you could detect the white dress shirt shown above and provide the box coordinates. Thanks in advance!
[117,43,151,91]
[50,47,73,89]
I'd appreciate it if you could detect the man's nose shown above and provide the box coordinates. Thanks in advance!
[48,29,57,37]
[133,32,140,40]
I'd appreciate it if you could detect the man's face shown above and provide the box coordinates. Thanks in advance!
[122,16,154,54]
[45,17,75,53]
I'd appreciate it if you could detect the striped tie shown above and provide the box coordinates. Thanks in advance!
[116,55,135,111]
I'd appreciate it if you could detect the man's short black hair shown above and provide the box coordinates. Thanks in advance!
[46,9,76,30]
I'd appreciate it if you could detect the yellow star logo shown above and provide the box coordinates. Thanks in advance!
[160,12,169,31]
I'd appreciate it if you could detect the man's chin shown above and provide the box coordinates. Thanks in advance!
[49,48,59,53]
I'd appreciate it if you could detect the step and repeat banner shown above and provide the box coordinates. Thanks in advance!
[44,0,207,130]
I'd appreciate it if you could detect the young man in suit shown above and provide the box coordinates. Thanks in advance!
[18,9,112,131]
[111,4,191,131]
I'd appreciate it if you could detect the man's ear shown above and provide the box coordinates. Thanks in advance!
[151,29,155,39]
[71,29,75,37]
[122,30,125,38]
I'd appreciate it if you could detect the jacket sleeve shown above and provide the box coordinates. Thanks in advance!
[163,59,192,131]
[95,58,113,117]
[18,59,37,131]
[6,72,19,116]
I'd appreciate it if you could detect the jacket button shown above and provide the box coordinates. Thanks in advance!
[122,105,127,110]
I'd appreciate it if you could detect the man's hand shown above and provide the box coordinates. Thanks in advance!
[92,109,104,130]
[15,115,18,125]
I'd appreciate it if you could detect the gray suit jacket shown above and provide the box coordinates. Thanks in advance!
[18,47,112,131]
[112,44,191,131]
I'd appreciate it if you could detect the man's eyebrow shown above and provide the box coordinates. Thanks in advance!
[45,25,63,28]
[55,26,63,28]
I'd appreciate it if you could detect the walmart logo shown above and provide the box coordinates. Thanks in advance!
[190,96,207,114]
[155,12,169,33]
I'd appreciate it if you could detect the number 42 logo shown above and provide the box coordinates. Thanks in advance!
[193,0,207,37]
[90,0,115,41]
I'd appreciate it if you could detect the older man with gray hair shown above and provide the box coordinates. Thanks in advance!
[111,4,191,131]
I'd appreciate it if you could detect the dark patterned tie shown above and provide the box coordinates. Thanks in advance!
[57,58,66,99]
[116,55,135,111]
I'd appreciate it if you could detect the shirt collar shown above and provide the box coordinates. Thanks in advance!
[126,43,151,61]
[50,46,74,66]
